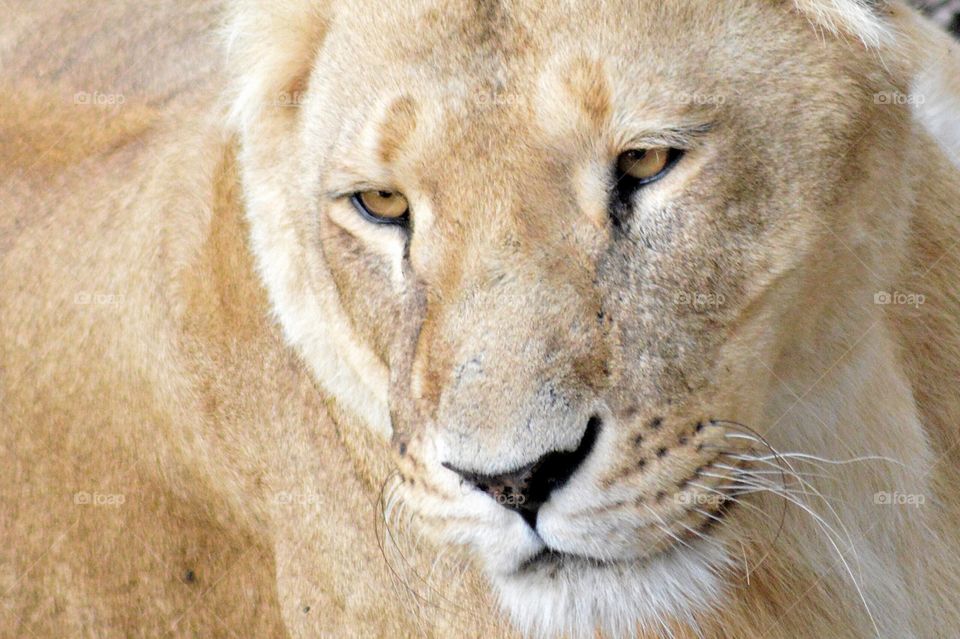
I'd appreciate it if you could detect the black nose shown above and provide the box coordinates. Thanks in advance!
[443,416,601,529]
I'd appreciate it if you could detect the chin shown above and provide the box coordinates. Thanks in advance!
[487,540,730,639]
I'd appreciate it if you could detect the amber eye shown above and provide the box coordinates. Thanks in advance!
[352,190,410,225]
[616,148,675,183]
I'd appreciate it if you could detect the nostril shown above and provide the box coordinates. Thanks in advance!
[442,415,602,527]
[525,415,600,504]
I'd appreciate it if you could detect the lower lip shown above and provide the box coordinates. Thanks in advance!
[517,549,616,573]
[517,500,738,574]
[519,549,560,571]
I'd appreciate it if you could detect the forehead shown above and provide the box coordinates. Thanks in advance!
[310,0,767,175]
[315,0,761,115]
[325,0,749,63]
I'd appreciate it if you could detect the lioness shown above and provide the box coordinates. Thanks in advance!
[2,0,960,637]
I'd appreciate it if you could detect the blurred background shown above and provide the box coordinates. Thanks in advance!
[915,0,960,35]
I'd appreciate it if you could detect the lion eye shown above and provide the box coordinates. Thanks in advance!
[616,148,673,182]
[352,190,410,225]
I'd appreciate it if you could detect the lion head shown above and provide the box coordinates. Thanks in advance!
[226,0,959,636]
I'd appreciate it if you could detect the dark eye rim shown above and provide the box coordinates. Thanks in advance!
[614,147,685,195]
[350,192,411,227]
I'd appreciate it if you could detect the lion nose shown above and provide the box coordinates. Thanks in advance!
[443,416,601,528]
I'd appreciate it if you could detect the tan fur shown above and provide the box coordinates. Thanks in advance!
[2,1,959,637]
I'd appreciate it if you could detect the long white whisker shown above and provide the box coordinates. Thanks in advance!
[687,482,780,528]
[729,451,906,469]
[718,432,880,636]
[723,434,864,550]
[713,465,849,506]
[715,462,834,482]
[719,433,865,550]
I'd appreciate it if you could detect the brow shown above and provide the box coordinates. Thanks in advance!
[618,122,715,150]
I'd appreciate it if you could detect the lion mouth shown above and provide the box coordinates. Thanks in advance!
[517,548,619,574]
[516,498,738,576]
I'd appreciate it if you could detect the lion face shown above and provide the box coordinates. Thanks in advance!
[234,0,907,635]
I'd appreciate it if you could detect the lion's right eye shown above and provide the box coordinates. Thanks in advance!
[615,147,681,187]
[351,190,410,226]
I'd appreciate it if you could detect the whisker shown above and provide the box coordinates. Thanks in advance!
[718,428,864,551]
[708,470,847,506]
[376,472,482,625]
[675,517,727,554]
[713,422,880,636]
[714,462,834,482]
[374,472,433,618]
[729,451,906,469]
[642,504,698,553]
[694,507,724,523]
[687,482,781,528]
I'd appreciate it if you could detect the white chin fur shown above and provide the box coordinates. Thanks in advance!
[489,542,729,639]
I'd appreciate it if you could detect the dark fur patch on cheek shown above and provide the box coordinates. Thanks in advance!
[405,311,446,413]
[387,279,446,444]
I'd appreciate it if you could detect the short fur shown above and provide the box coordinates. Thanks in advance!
[2,1,959,637]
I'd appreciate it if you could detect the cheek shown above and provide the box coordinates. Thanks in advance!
[321,220,404,361]
[600,200,764,400]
